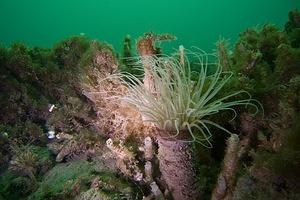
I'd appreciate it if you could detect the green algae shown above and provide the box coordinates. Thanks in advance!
[28,160,139,200]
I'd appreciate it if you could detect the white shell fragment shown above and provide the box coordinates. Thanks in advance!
[48,104,56,112]
[47,130,56,139]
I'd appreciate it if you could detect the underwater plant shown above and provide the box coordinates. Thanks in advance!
[215,38,232,71]
[9,145,38,183]
[52,35,90,69]
[285,9,300,48]
[28,160,139,200]
[122,35,133,65]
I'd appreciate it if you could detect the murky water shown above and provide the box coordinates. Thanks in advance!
[0,0,298,51]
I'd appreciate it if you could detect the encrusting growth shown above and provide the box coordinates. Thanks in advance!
[137,33,159,94]
[106,138,143,182]
[137,33,176,95]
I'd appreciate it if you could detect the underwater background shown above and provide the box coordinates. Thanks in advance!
[1,1,300,200]
[0,0,299,52]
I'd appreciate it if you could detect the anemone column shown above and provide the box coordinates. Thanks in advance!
[137,37,201,199]
[158,135,200,200]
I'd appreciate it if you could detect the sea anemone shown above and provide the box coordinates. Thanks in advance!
[110,49,260,147]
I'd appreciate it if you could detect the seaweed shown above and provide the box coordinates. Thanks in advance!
[28,160,139,200]
[285,9,300,48]
[52,36,90,69]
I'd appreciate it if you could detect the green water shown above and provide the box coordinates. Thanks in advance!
[0,0,299,52]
